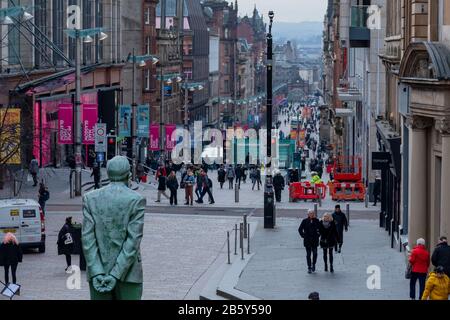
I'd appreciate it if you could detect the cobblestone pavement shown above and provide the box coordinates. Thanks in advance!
[1,211,243,300]
[236,218,409,300]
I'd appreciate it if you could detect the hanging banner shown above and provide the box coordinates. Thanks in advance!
[58,103,73,144]
[118,105,131,137]
[137,105,150,138]
[165,124,177,151]
[149,124,160,151]
[0,108,21,164]
[82,104,98,145]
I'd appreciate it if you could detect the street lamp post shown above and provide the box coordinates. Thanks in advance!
[65,22,107,196]
[128,50,158,181]
[264,11,275,229]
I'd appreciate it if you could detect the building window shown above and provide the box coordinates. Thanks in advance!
[224,79,230,92]
[144,69,150,90]
[145,7,150,25]
[34,0,47,67]
[52,0,64,66]
[83,0,93,64]
[95,0,104,62]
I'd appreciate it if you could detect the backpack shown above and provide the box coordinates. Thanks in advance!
[207,178,213,189]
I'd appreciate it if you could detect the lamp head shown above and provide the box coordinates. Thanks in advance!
[23,12,33,21]
[152,57,159,65]
[166,78,173,84]
[99,32,108,41]
[176,76,182,83]
[1,16,14,25]
[138,60,147,68]
[83,35,94,43]
[268,11,274,20]
[198,85,204,90]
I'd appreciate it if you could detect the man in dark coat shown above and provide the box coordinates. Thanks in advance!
[431,236,450,277]
[273,171,285,202]
[373,175,381,206]
[235,165,242,188]
[332,205,348,253]
[217,165,226,189]
[91,162,101,189]
[298,210,321,274]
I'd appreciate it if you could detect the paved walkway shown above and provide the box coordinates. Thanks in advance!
[1,211,241,300]
[236,218,409,300]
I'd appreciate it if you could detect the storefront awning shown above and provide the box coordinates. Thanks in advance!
[376,120,401,177]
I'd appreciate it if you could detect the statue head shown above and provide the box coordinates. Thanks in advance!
[107,156,130,183]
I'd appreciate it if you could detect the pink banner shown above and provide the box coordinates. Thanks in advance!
[82,104,98,145]
[149,124,160,151]
[165,124,177,151]
[58,104,73,144]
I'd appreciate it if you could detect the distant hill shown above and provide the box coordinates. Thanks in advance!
[273,21,323,44]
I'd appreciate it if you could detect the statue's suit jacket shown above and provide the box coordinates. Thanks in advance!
[82,183,146,283]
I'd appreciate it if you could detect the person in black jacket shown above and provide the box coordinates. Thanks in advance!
[332,205,348,253]
[373,175,381,206]
[57,217,74,273]
[91,161,101,189]
[235,165,242,189]
[166,171,179,205]
[431,236,450,277]
[38,182,50,214]
[156,173,170,202]
[298,210,321,274]
[0,233,22,284]
[273,171,285,202]
[319,213,339,273]
[217,165,226,189]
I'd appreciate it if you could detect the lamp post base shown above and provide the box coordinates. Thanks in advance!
[264,177,276,229]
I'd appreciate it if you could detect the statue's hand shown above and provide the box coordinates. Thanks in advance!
[92,274,106,292]
[101,275,117,292]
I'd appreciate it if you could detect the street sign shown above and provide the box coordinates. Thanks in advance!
[96,152,105,163]
[67,5,81,30]
[372,152,390,170]
[95,123,107,153]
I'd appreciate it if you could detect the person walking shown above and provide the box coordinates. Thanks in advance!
[196,172,215,205]
[0,233,22,285]
[235,165,242,189]
[273,170,285,202]
[218,165,226,189]
[136,162,145,183]
[308,292,320,300]
[227,165,235,189]
[373,175,381,206]
[319,213,338,273]
[431,236,450,277]
[184,169,195,206]
[409,238,430,300]
[91,161,101,189]
[29,155,39,187]
[166,171,179,206]
[332,205,348,253]
[421,266,450,300]
[298,209,321,274]
[195,169,205,201]
[38,182,50,214]
[242,166,248,184]
[155,172,170,203]
[57,217,74,273]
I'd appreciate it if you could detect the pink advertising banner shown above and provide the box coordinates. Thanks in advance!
[82,104,98,145]
[165,124,177,151]
[58,104,73,144]
[149,124,160,151]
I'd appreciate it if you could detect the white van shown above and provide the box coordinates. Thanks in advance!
[0,199,46,253]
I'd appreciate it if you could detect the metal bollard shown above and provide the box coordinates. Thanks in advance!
[318,188,322,207]
[235,183,239,203]
[247,223,250,254]
[234,224,238,255]
[227,231,231,264]
[314,203,318,217]
[365,192,369,208]
[346,203,350,227]
[243,214,248,239]
[240,223,244,260]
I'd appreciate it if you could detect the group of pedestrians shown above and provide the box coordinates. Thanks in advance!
[408,236,450,300]
[298,205,348,274]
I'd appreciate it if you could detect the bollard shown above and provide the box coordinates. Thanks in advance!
[247,223,250,254]
[235,183,239,203]
[390,220,395,249]
[365,192,369,208]
[240,223,244,260]
[243,215,248,239]
[314,203,318,217]
[234,224,238,255]
[346,203,350,227]
[227,231,231,264]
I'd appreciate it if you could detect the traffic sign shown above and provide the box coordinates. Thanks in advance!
[95,123,107,153]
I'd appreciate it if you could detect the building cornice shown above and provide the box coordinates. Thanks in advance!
[405,114,434,130]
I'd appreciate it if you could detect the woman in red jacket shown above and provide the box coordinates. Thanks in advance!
[409,238,430,300]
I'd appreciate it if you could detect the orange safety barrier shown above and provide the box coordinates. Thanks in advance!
[333,156,362,182]
[289,182,327,202]
[331,182,366,202]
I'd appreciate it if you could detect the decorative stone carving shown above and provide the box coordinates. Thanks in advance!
[405,115,433,130]
[435,118,450,135]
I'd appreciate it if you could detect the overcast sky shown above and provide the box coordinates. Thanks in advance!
[237,0,327,23]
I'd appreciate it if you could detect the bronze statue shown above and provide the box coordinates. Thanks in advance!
[82,156,145,300]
